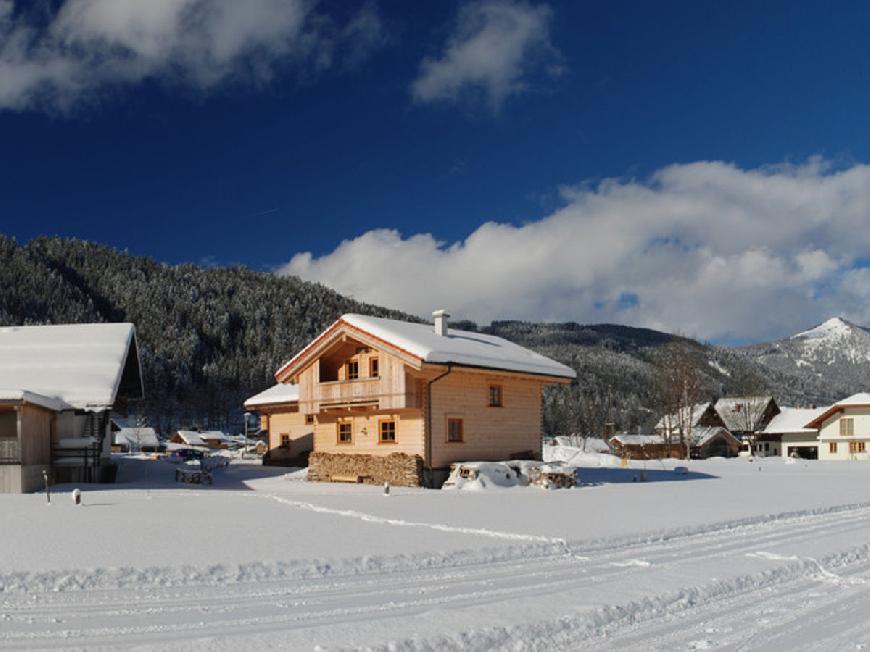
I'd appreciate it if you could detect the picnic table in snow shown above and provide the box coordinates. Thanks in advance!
[175,466,213,485]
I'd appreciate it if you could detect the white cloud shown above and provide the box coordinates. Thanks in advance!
[411,0,560,110]
[279,158,870,342]
[0,0,388,111]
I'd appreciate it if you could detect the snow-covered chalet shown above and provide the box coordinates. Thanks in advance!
[273,311,576,487]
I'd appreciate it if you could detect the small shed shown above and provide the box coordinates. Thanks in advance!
[609,434,684,460]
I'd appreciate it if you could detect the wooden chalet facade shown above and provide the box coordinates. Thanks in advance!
[273,311,575,487]
[244,384,312,466]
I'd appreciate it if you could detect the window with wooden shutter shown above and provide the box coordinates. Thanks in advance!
[840,418,855,436]
[829,441,838,454]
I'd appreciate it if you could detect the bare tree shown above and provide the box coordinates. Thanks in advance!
[654,343,703,459]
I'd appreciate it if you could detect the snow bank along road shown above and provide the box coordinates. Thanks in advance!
[6,481,870,650]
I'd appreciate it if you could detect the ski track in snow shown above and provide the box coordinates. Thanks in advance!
[6,496,870,649]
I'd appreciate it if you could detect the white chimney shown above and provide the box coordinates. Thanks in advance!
[432,309,450,337]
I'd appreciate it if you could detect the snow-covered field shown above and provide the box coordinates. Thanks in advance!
[4,453,870,650]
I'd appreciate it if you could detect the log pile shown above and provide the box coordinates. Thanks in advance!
[308,451,424,487]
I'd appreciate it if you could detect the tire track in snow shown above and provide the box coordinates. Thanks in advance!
[7,500,870,649]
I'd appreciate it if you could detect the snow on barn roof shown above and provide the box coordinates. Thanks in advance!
[763,407,827,434]
[114,427,160,448]
[244,383,299,408]
[283,314,576,379]
[655,403,714,431]
[714,396,775,431]
[690,426,737,447]
[610,434,664,446]
[175,431,208,447]
[0,389,70,411]
[0,323,143,411]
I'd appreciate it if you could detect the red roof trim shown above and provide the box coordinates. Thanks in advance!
[805,404,870,429]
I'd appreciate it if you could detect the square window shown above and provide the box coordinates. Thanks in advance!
[488,385,503,407]
[447,418,464,442]
[379,418,397,443]
[280,434,290,448]
[305,414,315,425]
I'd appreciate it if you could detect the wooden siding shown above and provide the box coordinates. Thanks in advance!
[314,408,425,458]
[299,345,422,413]
[428,371,545,469]
[265,409,313,457]
[19,405,52,466]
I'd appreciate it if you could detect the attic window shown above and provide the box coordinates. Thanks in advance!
[841,418,855,436]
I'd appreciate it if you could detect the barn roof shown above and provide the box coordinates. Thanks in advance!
[114,427,160,448]
[0,323,143,411]
[714,396,777,431]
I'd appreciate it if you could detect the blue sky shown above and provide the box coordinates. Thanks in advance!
[2,0,870,341]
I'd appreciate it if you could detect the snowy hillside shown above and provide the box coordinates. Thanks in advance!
[739,317,870,404]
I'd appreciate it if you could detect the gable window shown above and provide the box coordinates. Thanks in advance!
[280,434,290,448]
[447,418,464,443]
[305,414,315,425]
[840,418,855,436]
[830,441,838,454]
[337,419,353,444]
[370,357,379,378]
[488,384,503,408]
[850,441,866,454]
[346,361,359,380]
[379,417,397,444]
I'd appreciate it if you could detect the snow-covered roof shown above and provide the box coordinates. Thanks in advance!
[690,426,737,447]
[763,407,827,434]
[278,314,576,380]
[175,431,208,447]
[0,389,70,411]
[244,383,299,408]
[655,403,714,431]
[610,434,664,446]
[805,393,870,429]
[114,427,160,447]
[199,431,229,442]
[0,323,143,411]
[714,396,775,431]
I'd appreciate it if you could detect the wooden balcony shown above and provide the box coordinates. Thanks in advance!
[310,377,422,412]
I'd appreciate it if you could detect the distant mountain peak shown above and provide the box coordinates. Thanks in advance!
[792,316,858,341]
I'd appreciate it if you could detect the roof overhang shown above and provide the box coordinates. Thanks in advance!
[804,404,870,429]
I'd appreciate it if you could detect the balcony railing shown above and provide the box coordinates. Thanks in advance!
[311,377,421,410]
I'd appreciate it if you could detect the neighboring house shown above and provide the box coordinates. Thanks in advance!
[713,396,781,445]
[609,434,683,460]
[113,427,161,453]
[689,426,740,458]
[610,427,738,460]
[243,383,312,466]
[654,402,724,437]
[0,323,144,493]
[273,311,575,487]
[759,407,826,459]
[170,431,209,448]
[806,393,870,461]
[170,430,236,449]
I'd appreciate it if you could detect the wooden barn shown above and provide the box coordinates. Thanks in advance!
[244,383,312,466]
[0,323,144,493]
[609,434,684,460]
[273,311,575,487]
